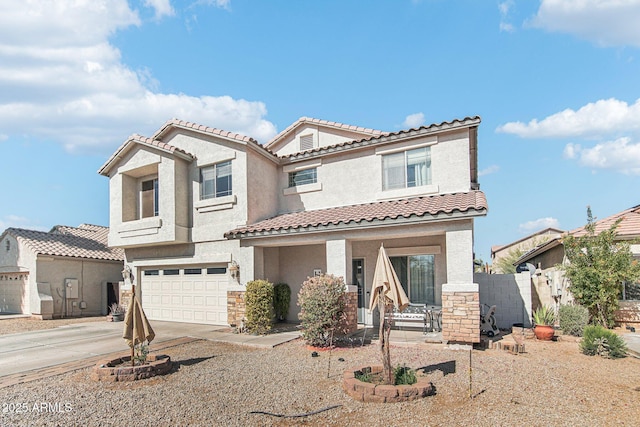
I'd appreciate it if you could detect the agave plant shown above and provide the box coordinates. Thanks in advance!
[532,305,556,326]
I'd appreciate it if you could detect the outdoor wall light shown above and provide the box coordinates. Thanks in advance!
[229,261,239,280]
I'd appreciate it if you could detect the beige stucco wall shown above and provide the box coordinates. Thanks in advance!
[269,124,380,157]
[277,129,473,214]
[36,257,123,317]
[246,149,279,224]
[0,234,29,313]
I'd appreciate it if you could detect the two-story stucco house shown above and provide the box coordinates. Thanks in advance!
[99,116,488,343]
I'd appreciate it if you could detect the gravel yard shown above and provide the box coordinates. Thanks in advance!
[1,334,639,426]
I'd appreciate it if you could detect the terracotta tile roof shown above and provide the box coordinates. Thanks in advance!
[154,118,259,144]
[266,116,387,148]
[278,116,482,160]
[98,134,195,176]
[5,224,124,261]
[225,191,487,238]
[516,204,640,265]
[570,204,640,238]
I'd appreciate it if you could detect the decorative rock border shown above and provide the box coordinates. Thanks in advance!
[92,354,172,382]
[342,365,434,403]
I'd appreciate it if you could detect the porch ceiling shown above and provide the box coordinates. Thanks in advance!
[225,190,487,240]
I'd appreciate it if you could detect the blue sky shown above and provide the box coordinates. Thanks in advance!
[1,0,640,263]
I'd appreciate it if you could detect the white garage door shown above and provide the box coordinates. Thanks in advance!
[140,267,228,325]
[0,273,27,314]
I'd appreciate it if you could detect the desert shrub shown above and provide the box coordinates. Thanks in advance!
[394,365,417,385]
[273,283,291,321]
[298,274,346,347]
[532,305,556,326]
[558,304,589,337]
[245,280,274,334]
[580,325,627,359]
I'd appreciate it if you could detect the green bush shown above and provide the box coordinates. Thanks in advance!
[558,304,589,337]
[297,274,346,347]
[245,280,274,334]
[394,365,417,386]
[580,325,627,359]
[273,283,291,321]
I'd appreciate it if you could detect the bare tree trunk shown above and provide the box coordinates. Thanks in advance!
[378,297,393,385]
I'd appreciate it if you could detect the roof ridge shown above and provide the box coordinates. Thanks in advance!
[279,116,481,160]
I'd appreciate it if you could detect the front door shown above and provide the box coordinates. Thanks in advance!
[352,259,365,323]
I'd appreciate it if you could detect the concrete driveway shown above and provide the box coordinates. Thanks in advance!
[0,320,301,379]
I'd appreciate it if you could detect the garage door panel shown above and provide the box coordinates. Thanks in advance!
[141,269,227,326]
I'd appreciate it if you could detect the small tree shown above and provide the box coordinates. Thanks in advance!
[297,274,346,347]
[560,207,640,328]
[494,247,524,274]
[273,283,291,321]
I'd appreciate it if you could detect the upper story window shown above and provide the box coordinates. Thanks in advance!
[288,168,317,187]
[200,161,232,200]
[141,178,158,218]
[5,240,9,252]
[382,147,431,190]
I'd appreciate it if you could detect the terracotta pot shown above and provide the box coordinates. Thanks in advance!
[534,325,555,341]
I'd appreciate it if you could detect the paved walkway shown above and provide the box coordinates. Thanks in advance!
[622,332,640,358]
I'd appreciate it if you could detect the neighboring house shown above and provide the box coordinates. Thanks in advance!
[490,227,564,273]
[0,224,124,318]
[99,116,488,343]
[517,204,640,325]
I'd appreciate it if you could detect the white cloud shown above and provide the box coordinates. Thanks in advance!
[192,0,231,10]
[519,217,560,234]
[496,98,640,139]
[402,112,425,129]
[529,0,640,47]
[478,165,500,177]
[144,0,175,19]
[563,137,640,174]
[498,1,515,33]
[0,0,276,153]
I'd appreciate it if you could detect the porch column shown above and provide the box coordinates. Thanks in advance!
[442,229,480,344]
[326,239,357,334]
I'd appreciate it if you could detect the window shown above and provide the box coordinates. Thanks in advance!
[382,147,431,190]
[184,268,202,275]
[163,269,179,276]
[390,255,435,305]
[288,168,317,187]
[143,270,159,276]
[207,267,227,275]
[4,240,9,252]
[141,178,158,218]
[200,161,232,200]
[622,281,640,300]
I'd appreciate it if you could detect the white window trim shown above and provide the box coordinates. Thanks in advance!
[283,159,322,173]
[376,184,439,201]
[139,175,159,219]
[374,137,437,156]
[284,182,322,196]
[195,194,237,212]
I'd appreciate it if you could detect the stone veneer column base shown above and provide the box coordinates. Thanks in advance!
[441,283,480,344]
[338,287,358,335]
[227,290,246,327]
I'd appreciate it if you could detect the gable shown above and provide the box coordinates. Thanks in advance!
[266,117,386,156]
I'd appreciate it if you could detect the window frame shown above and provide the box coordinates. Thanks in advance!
[200,160,233,200]
[140,177,159,218]
[382,147,431,191]
[288,167,317,188]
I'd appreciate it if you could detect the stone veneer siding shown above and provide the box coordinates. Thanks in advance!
[227,290,246,327]
[441,289,480,343]
[338,291,358,335]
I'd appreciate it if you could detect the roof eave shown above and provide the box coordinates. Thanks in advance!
[225,207,487,240]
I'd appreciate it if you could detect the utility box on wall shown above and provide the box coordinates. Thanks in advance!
[65,278,79,299]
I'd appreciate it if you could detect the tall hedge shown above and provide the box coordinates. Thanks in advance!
[273,283,291,321]
[245,279,274,334]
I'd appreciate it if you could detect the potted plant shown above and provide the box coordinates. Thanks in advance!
[532,305,556,341]
[110,303,125,322]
